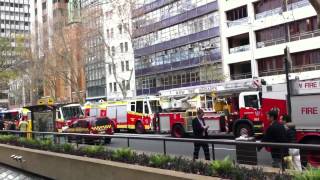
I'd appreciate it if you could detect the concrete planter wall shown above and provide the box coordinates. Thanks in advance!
[0,144,216,180]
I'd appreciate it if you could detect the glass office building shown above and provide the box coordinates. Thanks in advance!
[132,0,222,95]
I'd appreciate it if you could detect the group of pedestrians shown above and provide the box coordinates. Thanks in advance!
[192,108,302,170]
[0,118,29,135]
[261,110,302,170]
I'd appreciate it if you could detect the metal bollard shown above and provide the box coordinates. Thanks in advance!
[127,137,130,148]
[211,143,215,160]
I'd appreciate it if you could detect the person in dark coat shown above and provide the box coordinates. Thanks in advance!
[261,110,289,168]
[192,108,210,160]
[282,115,302,171]
[281,115,296,143]
[0,119,4,130]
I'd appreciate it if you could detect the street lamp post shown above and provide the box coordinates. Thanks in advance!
[282,0,292,116]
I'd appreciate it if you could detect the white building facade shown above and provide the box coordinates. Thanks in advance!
[218,0,320,83]
[103,1,135,100]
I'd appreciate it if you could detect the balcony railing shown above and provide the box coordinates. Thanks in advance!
[259,64,320,77]
[227,17,249,27]
[255,7,282,20]
[290,29,320,41]
[256,37,286,48]
[230,73,252,80]
[229,44,250,54]
[287,0,310,11]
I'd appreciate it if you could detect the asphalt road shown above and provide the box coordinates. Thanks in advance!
[106,133,273,166]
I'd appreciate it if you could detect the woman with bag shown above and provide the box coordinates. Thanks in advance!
[282,115,302,171]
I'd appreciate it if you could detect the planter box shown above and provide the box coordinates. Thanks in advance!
[0,144,216,180]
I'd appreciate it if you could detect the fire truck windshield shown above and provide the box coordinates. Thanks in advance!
[149,100,162,113]
[61,106,84,120]
[1,111,19,122]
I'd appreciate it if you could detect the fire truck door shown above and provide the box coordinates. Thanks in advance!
[116,105,127,124]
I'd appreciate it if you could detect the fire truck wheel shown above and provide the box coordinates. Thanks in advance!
[171,124,185,138]
[135,121,145,134]
[235,124,253,137]
[301,139,320,168]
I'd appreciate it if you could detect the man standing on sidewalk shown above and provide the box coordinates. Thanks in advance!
[261,110,288,168]
[192,108,210,160]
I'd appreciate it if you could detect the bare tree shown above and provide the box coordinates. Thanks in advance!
[46,10,86,103]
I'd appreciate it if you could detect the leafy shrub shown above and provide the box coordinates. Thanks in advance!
[149,154,173,168]
[39,139,53,150]
[231,166,266,180]
[210,156,234,177]
[0,135,18,143]
[294,167,320,180]
[134,153,150,166]
[61,143,74,153]
[80,145,105,158]
[17,137,40,148]
[112,148,135,162]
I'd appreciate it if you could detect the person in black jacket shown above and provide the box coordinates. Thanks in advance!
[192,108,210,160]
[261,110,289,168]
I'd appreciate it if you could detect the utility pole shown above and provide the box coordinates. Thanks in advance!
[282,0,292,116]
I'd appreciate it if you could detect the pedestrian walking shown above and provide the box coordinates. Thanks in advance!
[282,115,302,171]
[192,108,210,161]
[261,110,288,168]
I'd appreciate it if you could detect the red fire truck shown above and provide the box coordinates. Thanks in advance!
[157,79,263,138]
[100,97,160,134]
[160,77,320,166]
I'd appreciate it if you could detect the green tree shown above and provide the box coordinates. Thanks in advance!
[0,35,29,81]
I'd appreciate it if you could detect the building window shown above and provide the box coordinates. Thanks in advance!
[108,64,112,75]
[125,42,129,52]
[118,24,122,34]
[42,2,46,10]
[126,80,130,90]
[111,46,115,56]
[125,61,129,71]
[121,61,124,72]
[120,43,124,53]
[106,29,110,38]
[109,83,112,92]
[122,80,126,90]
[113,82,117,92]
[110,28,114,38]
[226,6,247,21]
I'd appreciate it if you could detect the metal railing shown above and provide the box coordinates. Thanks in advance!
[255,7,282,20]
[1,130,320,169]
[257,38,286,48]
[259,64,320,77]
[229,44,250,54]
[227,17,249,27]
[290,29,320,42]
[230,73,252,80]
[287,0,310,11]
